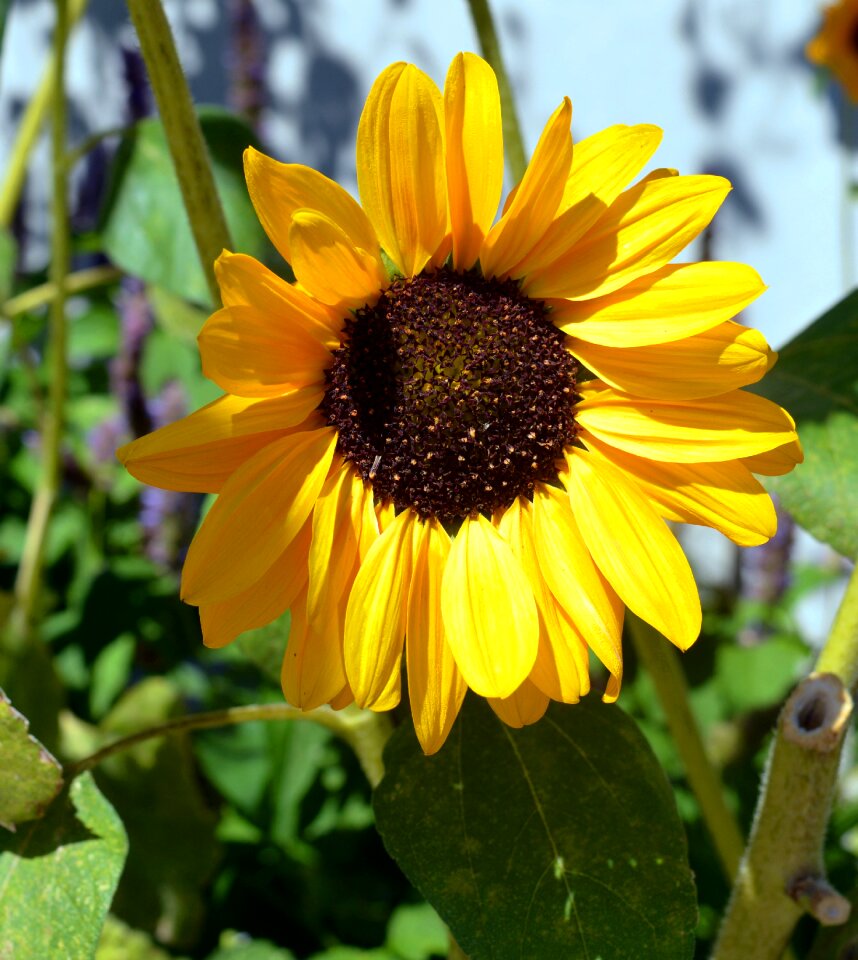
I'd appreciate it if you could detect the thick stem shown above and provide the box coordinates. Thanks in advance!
[713,562,858,959]
[68,702,393,789]
[8,0,71,647]
[0,0,87,229]
[464,0,527,183]
[628,614,745,881]
[125,0,232,305]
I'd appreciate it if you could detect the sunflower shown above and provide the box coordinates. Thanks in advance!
[807,0,858,101]
[118,52,801,754]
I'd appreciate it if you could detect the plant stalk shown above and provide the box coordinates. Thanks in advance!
[628,613,745,881]
[1,265,121,320]
[0,0,87,229]
[125,0,232,305]
[464,0,527,183]
[8,0,71,646]
[712,562,858,959]
[68,702,393,789]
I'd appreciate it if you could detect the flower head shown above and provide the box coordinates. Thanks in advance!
[807,0,858,101]
[118,53,801,753]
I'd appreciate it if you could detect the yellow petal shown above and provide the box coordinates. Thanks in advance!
[116,394,321,493]
[741,437,804,476]
[480,98,573,279]
[329,686,354,710]
[343,508,415,710]
[549,261,766,346]
[200,517,312,648]
[215,251,343,349]
[198,305,329,398]
[583,433,777,546]
[531,484,624,679]
[441,513,538,699]
[497,499,589,704]
[576,382,799,463]
[523,174,730,300]
[281,583,348,710]
[407,518,467,755]
[488,679,549,728]
[289,210,387,310]
[562,447,701,650]
[444,52,503,271]
[376,499,396,532]
[357,62,447,277]
[243,148,381,266]
[514,124,662,276]
[569,321,776,400]
[306,461,365,628]
[181,427,337,604]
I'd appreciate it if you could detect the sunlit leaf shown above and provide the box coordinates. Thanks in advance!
[100,108,270,307]
[374,697,696,960]
[751,290,858,558]
[0,688,63,828]
[0,773,128,959]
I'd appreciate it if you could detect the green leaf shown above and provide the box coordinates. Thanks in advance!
[374,697,696,960]
[67,679,220,948]
[95,915,178,960]
[0,687,63,827]
[206,931,297,960]
[714,636,808,713]
[751,290,858,558]
[0,772,128,960]
[100,108,269,307]
[385,903,448,960]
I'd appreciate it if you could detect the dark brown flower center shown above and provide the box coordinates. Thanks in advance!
[321,267,578,525]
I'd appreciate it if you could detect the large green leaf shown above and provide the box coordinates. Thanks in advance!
[0,687,63,828]
[751,290,858,558]
[100,108,269,307]
[374,697,696,960]
[0,772,128,960]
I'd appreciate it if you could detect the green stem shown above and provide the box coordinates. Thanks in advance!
[0,0,87,229]
[1,265,122,320]
[125,0,232,305]
[67,702,393,789]
[814,561,858,684]
[628,613,745,881]
[8,0,71,647]
[464,0,527,183]
[713,563,858,960]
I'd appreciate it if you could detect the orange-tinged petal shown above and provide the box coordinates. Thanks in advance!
[488,679,549,728]
[583,433,777,546]
[289,210,387,310]
[306,461,365,628]
[444,52,503,271]
[497,499,588,704]
[181,427,337,604]
[198,305,329,398]
[281,583,348,710]
[514,124,662,276]
[531,484,624,679]
[480,98,573,279]
[200,517,312,648]
[357,62,447,277]
[576,382,799,463]
[568,321,775,400]
[563,447,701,650]
[215,251,343,349]
[329,686,354,710]
[116,394,321,493]
[407,518,467,755]
[243,147,381,266]
[344,508,415,710]
[441,513,538,699]
[523,174,730,300]
[742,437,804,475]
[549,262,766,346]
